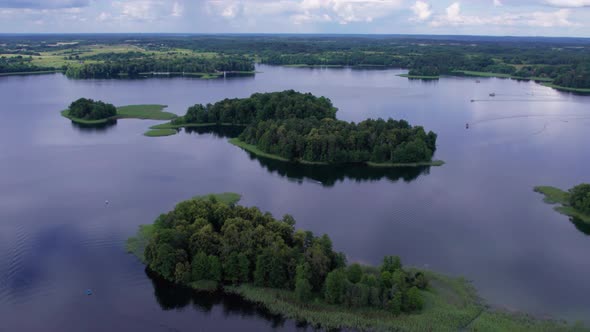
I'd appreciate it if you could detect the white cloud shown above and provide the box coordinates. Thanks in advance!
[431,2,577,27]
[544,0,590,7]
[410,1,432,21]
[206,0,404,25]
[494,0,503,7]
[171,1,183,17]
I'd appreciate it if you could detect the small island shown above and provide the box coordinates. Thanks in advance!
[154,90,444,167]
[534,184,590,223]
[61,98,178,136]
[127,193,577,331]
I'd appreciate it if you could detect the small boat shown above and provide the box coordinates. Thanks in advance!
[466,123,470,129]
[86,289,93,296]
[489,93,496,97]
[470,99,475,103]
[105,200,109,205]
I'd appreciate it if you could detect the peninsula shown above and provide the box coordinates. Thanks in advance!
[535,184,590,223]
[127,193,579,331]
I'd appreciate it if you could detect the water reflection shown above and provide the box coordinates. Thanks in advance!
[146,269,303,330]
[571,218,590,236]
[69,119,118,133]
[183,126,431,186]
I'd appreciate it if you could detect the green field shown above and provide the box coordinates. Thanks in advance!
[534,186,590,223]
[61,104,176,125]
[230,138,445,168]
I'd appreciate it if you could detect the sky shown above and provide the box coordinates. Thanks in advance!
[0,0,589,37]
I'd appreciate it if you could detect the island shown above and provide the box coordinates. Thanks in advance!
[153,90,444,167]
[127,193,578,331]
[61,98,178,136]
[534,184,590,223]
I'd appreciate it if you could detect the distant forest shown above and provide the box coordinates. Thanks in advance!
[1,34,589,89]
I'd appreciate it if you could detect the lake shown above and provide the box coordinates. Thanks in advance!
[0,65,589,331]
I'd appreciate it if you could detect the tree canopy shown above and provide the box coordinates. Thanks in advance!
[176,90,438,165]
[141,195,427,314]
[570,184,590,215]
[67,98,117,120]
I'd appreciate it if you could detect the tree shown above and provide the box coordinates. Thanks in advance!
[570,184,590,215]
[324,269,346,304]
[381,256,402,274]
[294,262,313,302]
[347,263,363,284]
[191,252,209,281]
[208,255,222,282]
[405,287,424,312]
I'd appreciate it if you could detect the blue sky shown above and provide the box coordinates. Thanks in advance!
[0,0,589,36]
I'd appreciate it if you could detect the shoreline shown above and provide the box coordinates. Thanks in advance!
[534,186,590,223]
[229,138,444,168]
[398,74,440,80]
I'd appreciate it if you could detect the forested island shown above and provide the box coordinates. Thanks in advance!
[535,184,590,223]
[1,35,590,91]
[127,193,580,331]
[61,98,177,132]
[157,91,442,167]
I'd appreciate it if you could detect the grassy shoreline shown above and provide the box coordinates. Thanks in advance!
[61,104,176,125]
[0,70,63,77]
[451,70,554,82]
[541,83,590,94]
[229,138,445,168]
[534,186,590,223]
[398,74,440,80]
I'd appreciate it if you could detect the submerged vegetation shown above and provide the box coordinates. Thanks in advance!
[535,184,590,223]
[128,193,581,331]
[162,90,441,167]
[61,98,176,126]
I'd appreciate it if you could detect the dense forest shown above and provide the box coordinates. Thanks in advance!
[141,194,427,314]
[67,98,116,120]
[175,90,337,125]
[65,53,253,79]
[570,184,590,215]
[2,34,589,88]
[175,90,438,164]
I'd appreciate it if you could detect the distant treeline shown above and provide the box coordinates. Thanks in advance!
[174,90,438,165]
[0,55,52,73]
[65,53,254,79]
[142,194,427,313]
[3,35,589,88]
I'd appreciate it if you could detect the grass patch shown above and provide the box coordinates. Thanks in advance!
[116,105,176,120]
[542,83,590,94]
[192,192,242,205]
[62,104,176,125]
[230,138,445,168]
[398,74,440,80]
[225,270,575,332]
[144,129,177,137]
[126,224,155,264]
[534,186,590,223]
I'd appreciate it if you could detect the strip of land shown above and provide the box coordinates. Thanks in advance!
[398,74,440,80]
[230,138,445,168]
[61,104,177,125]
[534,186,590,223]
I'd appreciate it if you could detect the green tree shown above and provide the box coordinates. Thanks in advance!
[191,252,209,281]
[570,184,590,215]
[324,269,346,304]
[208,255,222,282]
[405,287,424,311]
[294,262,313,302]
[347,263,363,284]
